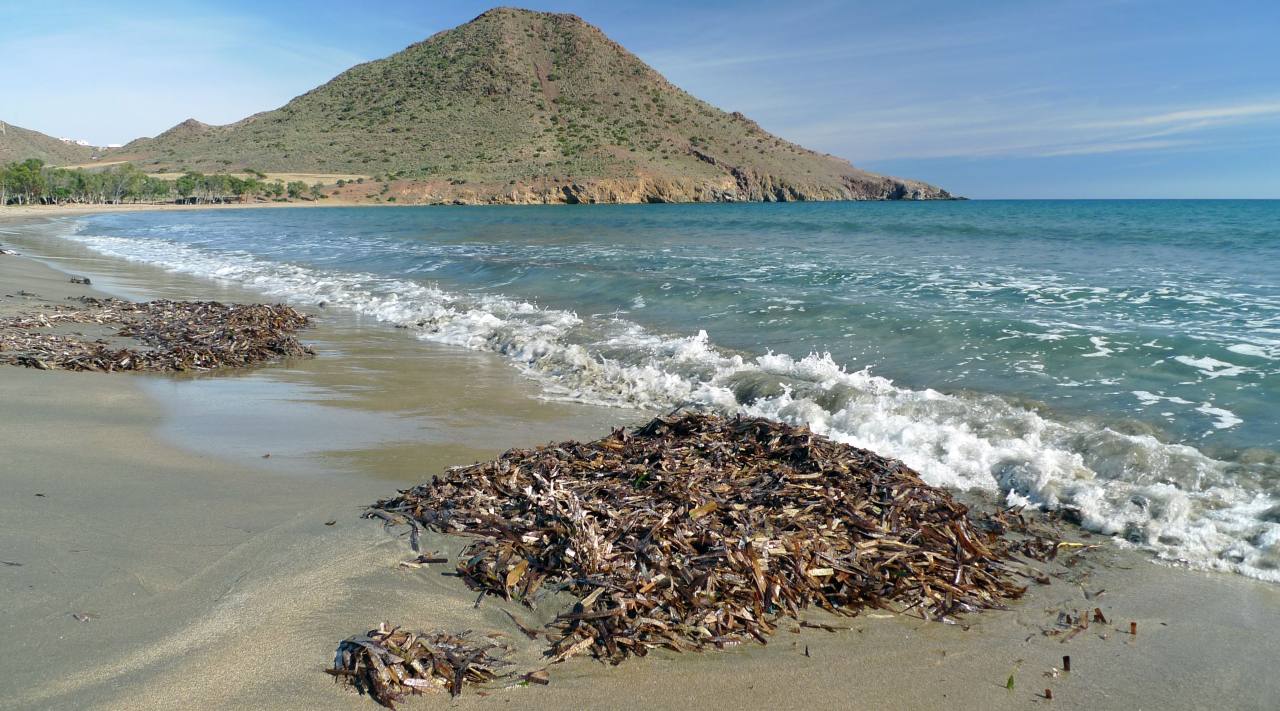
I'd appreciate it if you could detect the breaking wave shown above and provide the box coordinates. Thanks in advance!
[65,229,1280,582]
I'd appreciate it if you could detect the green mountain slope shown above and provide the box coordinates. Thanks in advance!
[116,8,949,203]
[0,121,98,166]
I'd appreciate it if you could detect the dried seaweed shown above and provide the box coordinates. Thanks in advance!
[372,413,1030,666]
[327,623,511,707]
[0,297,312,372]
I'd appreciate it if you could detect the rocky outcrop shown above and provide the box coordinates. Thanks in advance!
[379,172,951,206]
[684,147,949,202]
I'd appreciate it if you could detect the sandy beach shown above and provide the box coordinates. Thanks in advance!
[3,208,1279,710]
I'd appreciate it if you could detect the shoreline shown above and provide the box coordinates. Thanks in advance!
[0,202,369,218]
[0,186,970,219]
[3,214,1280,709]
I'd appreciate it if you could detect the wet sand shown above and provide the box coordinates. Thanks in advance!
[2,212,1279,710]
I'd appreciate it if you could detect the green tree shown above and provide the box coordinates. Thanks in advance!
[0,163,174,205]
[235,176,263,202]
[286,180,307,199]
[70,169,98,203]
[203,173,230,202]
[104,164,145,204]
[142,176,172,202]
[8,159,46,204]
[176,172,203,202]
[309,182,324,199]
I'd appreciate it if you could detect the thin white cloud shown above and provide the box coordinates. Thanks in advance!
[1078,100,1280,130]
[628,0,1276,168]
[1034,138,1196,157]
[774,96,1280,162]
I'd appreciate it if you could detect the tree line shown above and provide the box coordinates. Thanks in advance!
[0,159,325,206]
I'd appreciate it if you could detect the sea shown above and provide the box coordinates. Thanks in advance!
[57,200,1280,581]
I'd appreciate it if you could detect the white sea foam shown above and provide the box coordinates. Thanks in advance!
[1228,343,1272,359]
[1132,390,1194,406]
[1081,336,1114,358]
[1173,355,1252,378]
[1197,403,1243,431]
[64,230,1280,582]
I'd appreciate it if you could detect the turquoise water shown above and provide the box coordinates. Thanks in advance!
[64,201,1280,579]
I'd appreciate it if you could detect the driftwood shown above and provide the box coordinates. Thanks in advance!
[371,413,1031,667]
[327,623,511,707]
[0,297,312,372]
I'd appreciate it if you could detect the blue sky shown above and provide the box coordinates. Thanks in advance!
[2,0,1277,198]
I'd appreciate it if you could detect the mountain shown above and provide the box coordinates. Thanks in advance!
[85,8,951,203]
[0,121,98,166]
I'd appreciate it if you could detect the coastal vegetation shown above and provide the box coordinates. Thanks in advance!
[0,158,327,205]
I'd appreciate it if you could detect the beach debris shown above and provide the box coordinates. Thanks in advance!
[522,669,551,686]
[1044,607,1104,643]
[69,276,91,285]
[1006,673,1016,690]
[1092,608,1107,624]
[371,412,1031,667]
[800,620,849,633]
[70,612,94,623]
[0,297,312,372]
[1062,654,1071,672]
[1043,688,1054,700]
[0,247,17,256]
[398,554,448,570]
[1129,621,1137,636]
[327,623,512,706]
[503,609,542,639]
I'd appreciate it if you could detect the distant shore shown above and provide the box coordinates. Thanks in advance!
[2,213,1279,710]
[0,200,363,218]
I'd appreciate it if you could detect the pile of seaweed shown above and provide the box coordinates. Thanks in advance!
[0,297,312,372]
[327,624,511,707]
[371,413,1031,668]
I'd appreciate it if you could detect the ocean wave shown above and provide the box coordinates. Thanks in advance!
[65,229,1280,582]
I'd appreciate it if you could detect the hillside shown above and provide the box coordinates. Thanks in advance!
[0,122,98,166]
[114,8,949,203]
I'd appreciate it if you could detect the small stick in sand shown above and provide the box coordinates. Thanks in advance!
[1062,655,1071,672]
